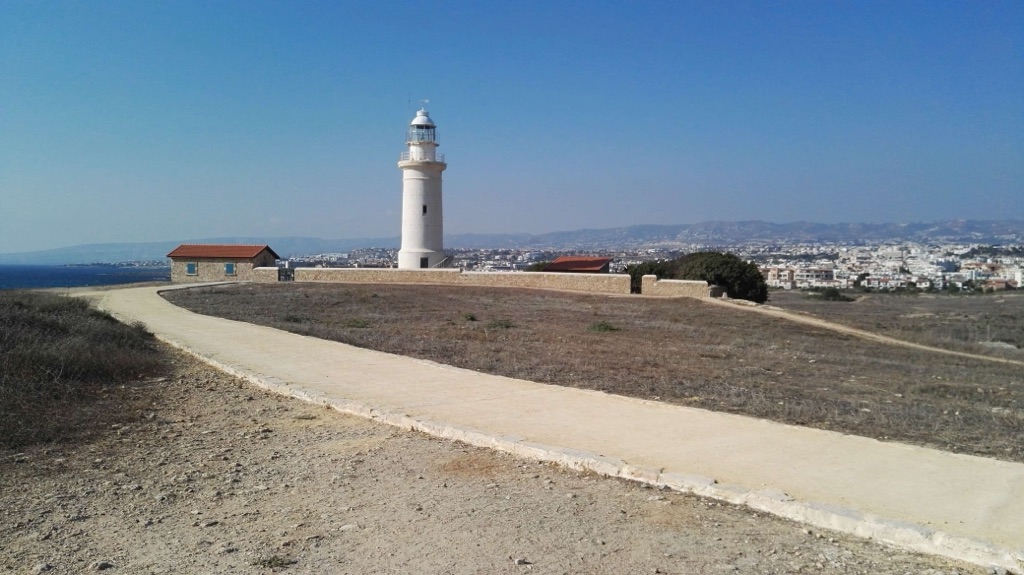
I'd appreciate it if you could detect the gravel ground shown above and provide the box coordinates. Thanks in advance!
[0,351,983,575]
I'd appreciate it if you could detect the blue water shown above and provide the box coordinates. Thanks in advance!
[0,265,171,290]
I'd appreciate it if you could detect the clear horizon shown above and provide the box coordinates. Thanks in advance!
[2,1,1022,253]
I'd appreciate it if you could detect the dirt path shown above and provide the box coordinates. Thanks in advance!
[706,297,1024,368]
[0,351,982,575]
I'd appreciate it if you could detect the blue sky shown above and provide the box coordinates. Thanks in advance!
[1,1,1021,252]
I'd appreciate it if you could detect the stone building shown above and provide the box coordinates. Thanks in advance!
[167,244,279,283]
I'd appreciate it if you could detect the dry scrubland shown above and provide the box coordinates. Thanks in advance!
[0,291,166,449]
[164,284,1024,463]
[0,300,983,574]
[768,290,1024,358]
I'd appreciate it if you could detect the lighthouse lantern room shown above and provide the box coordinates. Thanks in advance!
[397,108,447,269]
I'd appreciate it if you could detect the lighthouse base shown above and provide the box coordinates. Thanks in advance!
[398,249,446,270]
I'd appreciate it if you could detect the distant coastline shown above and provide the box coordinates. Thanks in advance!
[0,264,170,290]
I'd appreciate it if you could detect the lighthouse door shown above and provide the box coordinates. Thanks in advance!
[420,257,429,268]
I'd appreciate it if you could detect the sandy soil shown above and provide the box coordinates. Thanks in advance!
[0,350,982,575]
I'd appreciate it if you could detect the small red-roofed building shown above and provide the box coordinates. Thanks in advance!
[542,256,613,274]
[167,244,280,283]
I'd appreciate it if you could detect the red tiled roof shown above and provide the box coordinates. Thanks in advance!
[166,244,280,259]
[543,256,612,272]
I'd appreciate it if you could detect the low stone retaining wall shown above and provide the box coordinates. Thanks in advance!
[294,268,462,284]
[291,267,631,295]
[254,268,708,298]
[460,271,631,295]
[253,267,280,283]
[641,275,713,297]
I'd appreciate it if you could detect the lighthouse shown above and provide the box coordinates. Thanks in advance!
[397,108,447,269]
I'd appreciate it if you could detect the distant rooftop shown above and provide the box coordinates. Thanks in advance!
[543,256,613,273]
[166,244,280,259]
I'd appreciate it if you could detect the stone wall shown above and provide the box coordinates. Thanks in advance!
[640,275,713,297]
[294,268,462,284]
[460,271,631,295]
[252,267,280,283]
[256,268,711,298]
[171,259,258,283]
[290,268,632,295]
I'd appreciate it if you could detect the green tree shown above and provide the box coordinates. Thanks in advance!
[525,261,550,272]
[672,252,769,303]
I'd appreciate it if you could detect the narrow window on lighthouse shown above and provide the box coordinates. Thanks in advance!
[422,205,427,215]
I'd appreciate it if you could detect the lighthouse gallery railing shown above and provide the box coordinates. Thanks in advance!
[399,152,445,163]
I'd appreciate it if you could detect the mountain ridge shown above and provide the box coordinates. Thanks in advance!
[1,220,1021,265]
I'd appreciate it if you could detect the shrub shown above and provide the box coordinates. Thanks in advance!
[673,252,769,303]
[588,321,620,332]
[817,287,854,302]
[487,319,515,329]
[342,318,370,328]
[462,312,478,322]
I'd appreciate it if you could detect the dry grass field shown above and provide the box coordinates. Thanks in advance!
[768,290,1024,359]
[0,291,166,450]
[164,284,1024,463]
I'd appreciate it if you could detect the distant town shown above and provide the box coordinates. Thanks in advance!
[285,239,1022,292]
[82,240,1023,293]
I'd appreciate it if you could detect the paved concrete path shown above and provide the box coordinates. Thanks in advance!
[84,286,1023,572]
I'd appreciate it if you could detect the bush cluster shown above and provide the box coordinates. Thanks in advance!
[816,287,855,302]
[626,251,769,303]
[0,291,165,449]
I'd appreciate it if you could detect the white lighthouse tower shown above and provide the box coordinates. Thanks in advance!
[397,108,447,269]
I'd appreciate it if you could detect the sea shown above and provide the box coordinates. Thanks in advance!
[0,265,171,290]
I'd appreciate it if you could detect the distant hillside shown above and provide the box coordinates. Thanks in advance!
[1,220,1021,264]
[494,220,1024,250]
